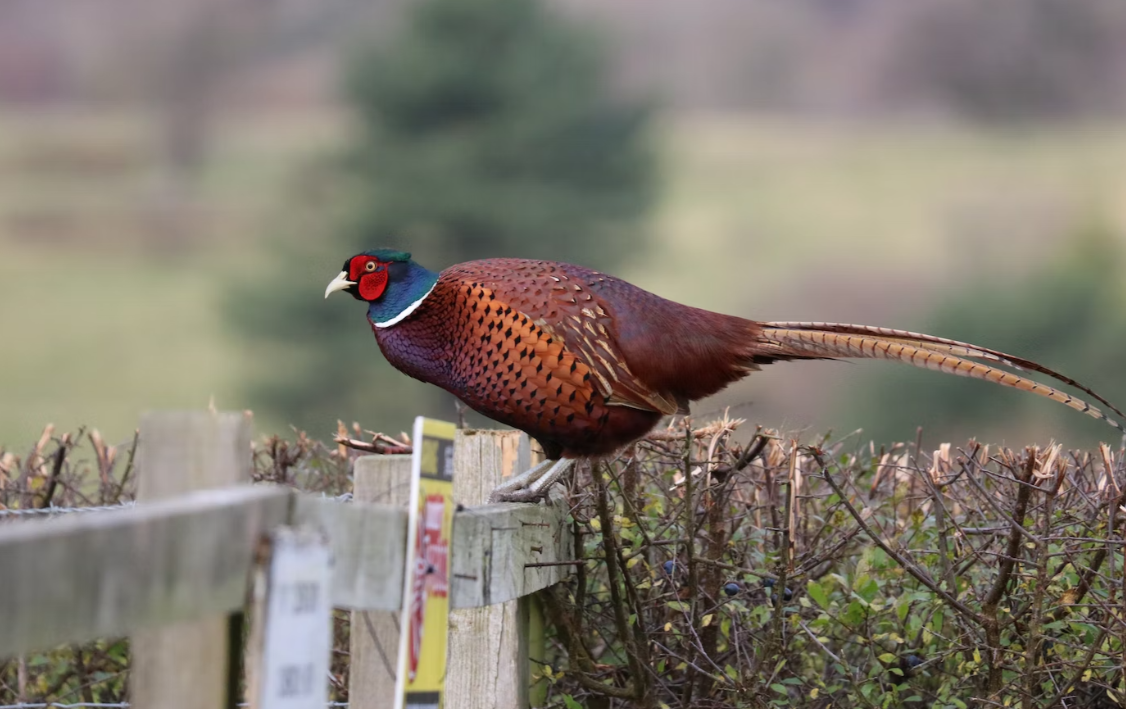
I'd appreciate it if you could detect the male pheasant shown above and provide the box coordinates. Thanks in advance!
[326,249,1125,502]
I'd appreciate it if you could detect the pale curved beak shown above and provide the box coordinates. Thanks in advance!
[325,271,356,299]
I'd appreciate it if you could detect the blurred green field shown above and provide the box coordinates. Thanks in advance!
[641,118,1126,305]
[3,110,1126,448]
[0,110,344,447]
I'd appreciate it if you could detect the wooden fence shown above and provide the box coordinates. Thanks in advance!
[0,411,573,709]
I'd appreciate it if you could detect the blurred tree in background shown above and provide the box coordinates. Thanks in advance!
[840,224,1126,447]
[230,0,655,436]
[342,0,655,266]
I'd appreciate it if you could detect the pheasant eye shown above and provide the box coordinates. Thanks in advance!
[365,261,377,272]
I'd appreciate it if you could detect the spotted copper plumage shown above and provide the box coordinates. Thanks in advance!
[373,259,693,458]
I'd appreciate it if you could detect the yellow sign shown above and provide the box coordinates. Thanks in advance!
[394,417,457,709]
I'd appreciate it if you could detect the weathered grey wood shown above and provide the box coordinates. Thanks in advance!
[449,495,571,609]
[448,596,531,709]
[292,494,408,611]
[348,455,412,709]
[245,531,272,709]
[136,411,254,500]
[0,485,291,658]
[447,430,546,709]
[132,411,255,709]
[453,429,533,503]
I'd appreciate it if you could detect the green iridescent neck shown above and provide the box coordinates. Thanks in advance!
[367,259,439,328]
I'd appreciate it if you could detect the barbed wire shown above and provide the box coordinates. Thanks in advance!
[0,502,137,518]
[0,703,350,708]
[0,492,356,519]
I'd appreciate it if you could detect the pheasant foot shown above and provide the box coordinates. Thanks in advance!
[488,459,553,502]
[489,458,575,503]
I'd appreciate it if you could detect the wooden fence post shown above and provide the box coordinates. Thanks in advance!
[446,430,538,709]
[348,455,413,709]
[130,410,254,709]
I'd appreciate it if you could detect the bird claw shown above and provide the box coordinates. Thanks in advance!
[489,487,551,504]
[488,458,575,504]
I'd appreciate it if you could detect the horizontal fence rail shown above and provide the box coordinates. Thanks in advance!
[0,486,290,656]
[0,483,569,659]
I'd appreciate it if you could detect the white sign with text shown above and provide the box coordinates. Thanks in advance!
[254,527,333,709]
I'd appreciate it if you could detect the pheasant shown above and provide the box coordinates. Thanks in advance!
[326,249,1125,502]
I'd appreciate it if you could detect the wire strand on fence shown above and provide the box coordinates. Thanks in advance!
[0,502,137,518]
[0,492,356,518]
[0,704,350,709]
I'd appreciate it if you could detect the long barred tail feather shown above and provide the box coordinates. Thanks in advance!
[756,321,1125,435]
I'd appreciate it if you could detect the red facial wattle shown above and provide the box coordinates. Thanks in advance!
[359,270,388,300]
[348,256,390,301]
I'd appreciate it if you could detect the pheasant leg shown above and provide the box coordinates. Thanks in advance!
[489,459,575,503]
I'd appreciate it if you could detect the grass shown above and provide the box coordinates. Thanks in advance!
[2,109,1126,447]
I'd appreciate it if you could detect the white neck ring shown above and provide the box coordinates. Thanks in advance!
[373,281,437,328]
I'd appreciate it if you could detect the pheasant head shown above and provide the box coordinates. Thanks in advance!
[324,249,438,327]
